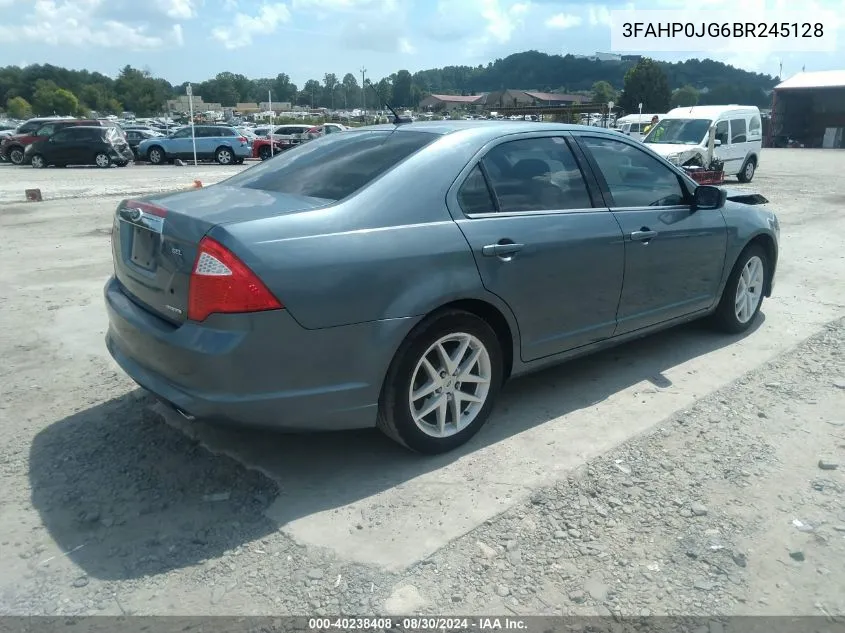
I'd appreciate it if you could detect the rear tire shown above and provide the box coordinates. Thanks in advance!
[737,157,756,183]
[215,146,234,165]
[30,154,46,169]
[258,145,272,161]
[711,243,768,334]
[8,146,24,165]
[377,309,504,454]
[95,152,111,168]
[147,146,165,165]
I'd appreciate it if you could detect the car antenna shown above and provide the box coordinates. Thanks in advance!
[366,79,412,125]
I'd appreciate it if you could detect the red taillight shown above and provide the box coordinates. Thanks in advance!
[187,236,283,322]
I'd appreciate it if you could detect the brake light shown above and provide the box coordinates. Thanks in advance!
[187,236,282,322]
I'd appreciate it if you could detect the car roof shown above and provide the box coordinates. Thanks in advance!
[360,120,626,143]
[664,105,760,119]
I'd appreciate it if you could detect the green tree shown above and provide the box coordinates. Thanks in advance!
[671,84,699,107]
[52,88,79,115]
[300,79,321,107]
[6,95,31,118]
[618,58,671,114]
[341,73,359,110]
[591,80,617,104]
[392,69,413,107]
[322,73,338,109]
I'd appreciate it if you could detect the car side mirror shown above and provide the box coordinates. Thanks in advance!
[693,185,726,210]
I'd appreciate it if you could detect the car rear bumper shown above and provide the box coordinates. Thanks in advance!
[104,276,412,431]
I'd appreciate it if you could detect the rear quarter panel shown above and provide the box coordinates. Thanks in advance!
[211,130,512,330]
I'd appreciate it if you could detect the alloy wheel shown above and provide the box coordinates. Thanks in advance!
[217,149,232,164]
[95,153,110,168]
[9,148,23,165]
[734,255,764,323]
[408,332,492,438]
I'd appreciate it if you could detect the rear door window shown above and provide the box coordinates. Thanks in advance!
[480,136,594,212]
[225,130,438,201]
[730,118,747,143]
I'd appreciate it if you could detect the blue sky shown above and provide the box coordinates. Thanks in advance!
[0,0,842,87]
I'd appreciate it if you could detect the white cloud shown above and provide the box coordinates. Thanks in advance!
[211,2,292,49]
[0,0,166,50]
[587,5,611,27]
[291,0,396,10]
[156,0,197,20]
[546,12,581,29]
[172,23,184,46]
[398,37,415,54]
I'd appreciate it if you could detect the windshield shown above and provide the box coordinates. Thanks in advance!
[223,129,438,202]
[644,118,712,145]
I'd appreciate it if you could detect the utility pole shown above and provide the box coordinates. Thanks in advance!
[360,67,366,111]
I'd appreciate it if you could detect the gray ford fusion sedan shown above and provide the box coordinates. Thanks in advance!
[104,121,779,454]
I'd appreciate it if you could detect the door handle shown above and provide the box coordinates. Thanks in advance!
[482,242,525,257]
[630,229,657,242]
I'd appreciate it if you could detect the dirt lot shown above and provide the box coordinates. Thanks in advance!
[0,151,843,617]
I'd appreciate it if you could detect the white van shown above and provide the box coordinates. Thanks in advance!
[615,114,660,141]
[642,105,763,182]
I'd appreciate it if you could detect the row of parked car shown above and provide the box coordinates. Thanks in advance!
[0,117,350,168]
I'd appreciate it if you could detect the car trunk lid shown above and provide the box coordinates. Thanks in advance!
[111,185,329,325]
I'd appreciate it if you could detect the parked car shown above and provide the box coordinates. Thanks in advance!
[137,125,251,165]
[104,121,779,455]
[25,125,134,168]
[251,136,290,160]
[642,106,763,182]
[125,129,164,159]
[303,122,349,140]
[1,118,121,165]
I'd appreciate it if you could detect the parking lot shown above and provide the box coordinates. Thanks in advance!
[1,151,844,617]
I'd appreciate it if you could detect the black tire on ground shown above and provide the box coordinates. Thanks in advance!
[94,152,111,168]
[377,309,504,454]
[258,145,272,160]
[147,146,165,165]
[737,156,756,183]
[215,147,234,165]
[30,154,46,169]
[710,243,768,334]
[8,146,24,165]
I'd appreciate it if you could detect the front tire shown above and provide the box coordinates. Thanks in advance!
[377,310,504,454]
[711,244,768,334]
[258,145,272,161]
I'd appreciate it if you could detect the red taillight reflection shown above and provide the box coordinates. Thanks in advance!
[123,199,168,217]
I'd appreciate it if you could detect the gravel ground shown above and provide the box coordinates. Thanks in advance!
[1,322,842,617]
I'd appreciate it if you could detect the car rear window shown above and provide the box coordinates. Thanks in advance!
[224,130,438,201]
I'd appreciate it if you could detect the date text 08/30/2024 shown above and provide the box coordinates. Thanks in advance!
[308,617,528,630]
